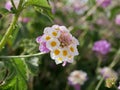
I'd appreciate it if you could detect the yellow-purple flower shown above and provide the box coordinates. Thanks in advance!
[99,67,118,79]
[36,25,79,65]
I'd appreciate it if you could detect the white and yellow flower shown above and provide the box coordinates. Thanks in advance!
[69,44,79,55]
[50,48,63,64]
[46,39,60,50]
[44,27,54,34]
[49,29,60,38]
[42,34,52,41]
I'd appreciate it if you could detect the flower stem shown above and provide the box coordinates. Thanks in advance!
[0,52,44,58]
[0,15,19,50]
[11,0,17,10]
[96,55,102,74]
[109,48,120,68]
[0,0,24,51]
[95,77,104,90]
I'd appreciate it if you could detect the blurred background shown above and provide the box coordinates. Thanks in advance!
[0,0,120,90]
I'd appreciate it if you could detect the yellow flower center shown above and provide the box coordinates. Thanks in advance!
[63,50,68,56]
[54,49,60,55]
[51,41,57,47]
[52,32,57,36]
[70,47,74,52]
[45,36,51,40]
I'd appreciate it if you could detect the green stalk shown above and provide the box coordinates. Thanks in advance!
[0,14,19,50]
[11,0,17,10]
[95,77,104,90]
[0,53,44,58]
[0,0,24,51]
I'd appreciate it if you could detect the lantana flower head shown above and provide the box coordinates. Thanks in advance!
[92,40,111,55]
[36,25,79,65]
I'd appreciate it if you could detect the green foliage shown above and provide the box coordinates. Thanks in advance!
[0,59,27,90]
[25,0,53,21]
[110,6,120,19]
[0,8,10,16]
[26,0,50,9]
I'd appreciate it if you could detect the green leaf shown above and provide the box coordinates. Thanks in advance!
[110,6,120,19]
[26,0,50,9]
[0,76,27,90]
[25,0,53,22]
[34,7,54,23]
[0,59,28,90]
[12,58,27,82]
[0,8,10,15]
[25,57,39,75]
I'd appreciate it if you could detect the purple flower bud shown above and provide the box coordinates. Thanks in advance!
[92,40,111,55]
[19,17,30,23]
[36,36,42,43]
[115,14,120,25]
[36,36,50,53]
[39,42,50,53]
[96,0,111,8]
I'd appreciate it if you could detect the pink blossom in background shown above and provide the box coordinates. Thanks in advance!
[5,0,19,11]
[5,1,12,11]
[115,14,120,25]
[96,0,111,8]
[92,40,111,55]
[19,17,30,23]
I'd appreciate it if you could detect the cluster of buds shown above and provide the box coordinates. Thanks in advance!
[36,25,79,65]
[99,67,118,80]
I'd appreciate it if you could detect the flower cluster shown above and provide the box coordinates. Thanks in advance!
[36,25,79,65]
[92,40,111,55]
[99,67,118,80]
[96,0,111,8]
[68,70,87,85]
